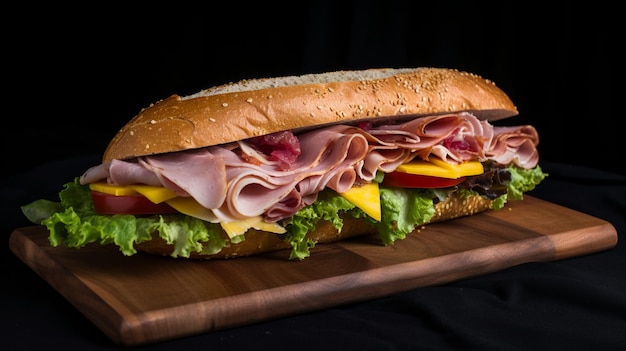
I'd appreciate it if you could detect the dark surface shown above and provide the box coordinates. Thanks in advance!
[3,2,624,350]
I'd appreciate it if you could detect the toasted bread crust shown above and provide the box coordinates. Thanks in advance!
[103,68,517,162]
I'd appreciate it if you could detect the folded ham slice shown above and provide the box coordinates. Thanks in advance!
[80,112,539,223]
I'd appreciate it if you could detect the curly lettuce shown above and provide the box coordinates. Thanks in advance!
[21,165,547,260]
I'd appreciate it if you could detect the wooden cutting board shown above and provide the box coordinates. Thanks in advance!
[9,196,618,347]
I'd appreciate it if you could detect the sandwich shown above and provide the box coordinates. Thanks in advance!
[21,67,547,260]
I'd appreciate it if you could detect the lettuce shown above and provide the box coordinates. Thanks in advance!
[21,165,547,260]
[22,178,226,257]
[507,164,547,200]
[284,187,437,259]
[285,191,356,260]
[491,164,548,209]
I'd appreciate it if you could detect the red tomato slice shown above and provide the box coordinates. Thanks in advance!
[91,191,178,215]
[382,172,467,188]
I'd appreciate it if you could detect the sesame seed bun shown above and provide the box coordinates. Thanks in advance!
[103,67,517,162]
[99,67,521,259]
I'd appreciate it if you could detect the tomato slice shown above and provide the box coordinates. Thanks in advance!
[382,172,467,188]
[91,191,178,215]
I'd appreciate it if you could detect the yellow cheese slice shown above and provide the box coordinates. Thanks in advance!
[220,216,286,238]
[88,182,178,204]
[338,182,381,221]
[128,184,178,204]
[395,158,483,178]
[89,182,139,196]
[429,157,484,177]
[166,197,217,223]
[166,197,285,238]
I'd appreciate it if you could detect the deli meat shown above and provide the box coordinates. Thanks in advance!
[80,112,540,223]
[485,125,540,169]
[141,150,228,209]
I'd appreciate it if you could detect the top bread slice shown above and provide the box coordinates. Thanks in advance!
[103,67,518,162]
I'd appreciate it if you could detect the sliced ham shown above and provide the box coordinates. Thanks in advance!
[79,160,162,186]
[80,162,111,185]
[485,125,540,169]
[369,113,490,164]
[80,112,540,223]
[141,149,228,209]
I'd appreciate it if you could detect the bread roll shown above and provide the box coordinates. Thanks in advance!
[104,68,517,162]
[91,67,530,259]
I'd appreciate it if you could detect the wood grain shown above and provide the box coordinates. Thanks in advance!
[9,196,618,347]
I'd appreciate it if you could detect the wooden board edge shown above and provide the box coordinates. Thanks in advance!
[550,222,618,260]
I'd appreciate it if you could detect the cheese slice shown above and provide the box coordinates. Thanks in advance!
[166,197,218,223]
[166,197,285,238]
[395,158,483,178]
[429,157,484,177]
[128,184,178,204]
[220,216,286,238]
[338,182,381,221]
[89,182,179,204]
[89,182,139,196]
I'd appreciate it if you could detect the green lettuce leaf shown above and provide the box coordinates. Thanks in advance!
[21,164,547,260]
[507,165,547,200]
[285,191,356,260]
[373,187,436,245]
[491,165,548,209]
[22,178,227,257]
[284,187,437,258]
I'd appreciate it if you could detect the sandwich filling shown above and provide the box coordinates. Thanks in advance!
[23,112,547,259]
[80,112,539,221]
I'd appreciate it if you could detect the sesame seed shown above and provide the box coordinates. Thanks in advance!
[246,98,253,103]
[222,103,229,107]
[150,120,157,124]
[209,118,216,122]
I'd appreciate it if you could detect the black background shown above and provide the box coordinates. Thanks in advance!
[3,1,621,179]
[3,2,626,350]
